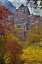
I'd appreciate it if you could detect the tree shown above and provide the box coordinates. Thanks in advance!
[27,0,42,5]
[6,41,22,64]
[26,25,42,45]
[0,5,14,36]
[0,5,13,20]
[27,0,42,9]
[0,56,5,64]
[27,33,41,45]
[21,46,42,64]
[0,33,22,64]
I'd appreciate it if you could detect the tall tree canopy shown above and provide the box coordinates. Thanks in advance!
[27,0,42,6]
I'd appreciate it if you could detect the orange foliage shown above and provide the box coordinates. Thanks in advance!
[0,39,19,64]
[6,41,22,64]
[14,29,18,35]
[7,41,21,53]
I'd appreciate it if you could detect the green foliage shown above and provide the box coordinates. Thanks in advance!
[0,56,5,64]
[4,52,11,64]
[15,28,21,32]
[0,52,11,64]
[27,0,42,5]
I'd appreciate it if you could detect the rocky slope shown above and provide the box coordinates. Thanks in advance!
[14,4,30,24]
[14,4,42,30]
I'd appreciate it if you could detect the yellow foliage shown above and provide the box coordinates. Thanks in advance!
[39,40,42,46]
[26,33,41,45]
[26,25,42,45]
[21,46,42,64]
[4,52,11,64]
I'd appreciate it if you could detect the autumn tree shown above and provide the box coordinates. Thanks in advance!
[0,5,14,35]
[0,5,22,63]
[21,46,42,64]
[5,34,22,64]
[26,25,42,45]
[0,33,22,64]
[0,5,13,20]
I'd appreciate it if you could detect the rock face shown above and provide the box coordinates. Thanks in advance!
[26,15,42,29]
[14,4,30,24]
[28,15,39,28]
[14,4,42,30]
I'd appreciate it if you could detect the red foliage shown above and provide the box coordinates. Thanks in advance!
[7,41,22,54]
[0,5,13,19]
[0,39,22,64]
[0,5,14,35]
[6,41,22,64]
